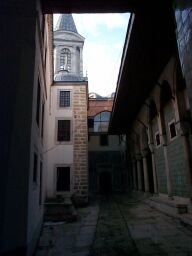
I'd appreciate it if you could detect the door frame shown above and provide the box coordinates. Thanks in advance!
[54,164,73,196]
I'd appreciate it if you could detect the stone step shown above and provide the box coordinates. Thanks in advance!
[44,196,77,222]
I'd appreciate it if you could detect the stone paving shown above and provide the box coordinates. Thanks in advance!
[111,194,192,256]
[90,195,138,256]
[35,201,99,256]
[35,194,192,256]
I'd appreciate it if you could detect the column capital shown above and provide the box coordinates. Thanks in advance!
[148,143,155,153]
[161,134,167,146]
[141,149,148,158]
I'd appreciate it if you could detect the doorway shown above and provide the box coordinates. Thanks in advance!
[56,166,70,192]
[99,171,112,194]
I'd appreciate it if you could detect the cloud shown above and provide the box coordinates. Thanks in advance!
[73,13,129,38]
[83,41,122,96]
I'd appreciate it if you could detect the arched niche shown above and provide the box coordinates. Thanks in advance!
[160,80,173,110]
[141,127,148,151]
[148,99,158,122]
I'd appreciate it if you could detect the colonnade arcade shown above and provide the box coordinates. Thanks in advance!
[127,56,192,199]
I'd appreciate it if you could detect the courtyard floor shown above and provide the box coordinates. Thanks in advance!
[35,194,192,256]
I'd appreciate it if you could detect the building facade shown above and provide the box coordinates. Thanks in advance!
[46,14,89,205]
[88,94,128,194]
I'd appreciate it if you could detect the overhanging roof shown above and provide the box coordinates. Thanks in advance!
[42,0,147,14]
[42,0,173,14]
[109,4,177,134]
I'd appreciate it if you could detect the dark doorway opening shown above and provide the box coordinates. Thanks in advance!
[140,160,145,191]
[147,153,154,193]
[56,166,70,192]
[99,172,112,194]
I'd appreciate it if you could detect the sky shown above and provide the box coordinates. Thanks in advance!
[54,13,130,97]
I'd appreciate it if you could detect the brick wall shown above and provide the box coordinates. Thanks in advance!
[73,85,88,204]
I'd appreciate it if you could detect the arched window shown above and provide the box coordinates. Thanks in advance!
[94,111,111,132]
[60,48,71,72]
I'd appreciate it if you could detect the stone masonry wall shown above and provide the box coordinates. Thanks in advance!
[73,85,88,205]
[89,151,125,193]
[152,119,167,194]
[164,103,190,197]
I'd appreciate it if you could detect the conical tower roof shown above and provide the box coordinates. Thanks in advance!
[55,14,78,33]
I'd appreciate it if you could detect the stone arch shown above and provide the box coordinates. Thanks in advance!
[160,80,173,110]
[148,99,158,122]
[174,62,190,122]
[159,80,174,135]
[131,130,140,154]
[175,61,186,92]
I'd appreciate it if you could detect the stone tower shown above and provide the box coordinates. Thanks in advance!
[46,14,88,206]
[54,14,85,81]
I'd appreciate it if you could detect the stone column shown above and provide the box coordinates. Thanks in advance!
[71,46,76,74]
[132,158,137,190]
[142,149,150,192]
[80,47,84,77]
[158,114,173,198]
[148,144,158,194]
[136,154,143,191]
[162,134,173,198]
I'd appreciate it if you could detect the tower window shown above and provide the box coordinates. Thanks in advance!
[60,48,71,72]
[57,120,71,141]
[59,91,70,107]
